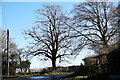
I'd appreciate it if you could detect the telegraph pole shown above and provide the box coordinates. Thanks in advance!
[7,29,9,76]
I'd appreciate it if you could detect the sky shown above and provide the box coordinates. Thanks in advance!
[1,0,119,2]
[1,1,118,69]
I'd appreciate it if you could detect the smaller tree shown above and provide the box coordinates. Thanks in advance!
[21,60,31,74]
[17,48,26,73]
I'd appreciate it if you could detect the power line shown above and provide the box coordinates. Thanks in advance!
[0,1,8,29]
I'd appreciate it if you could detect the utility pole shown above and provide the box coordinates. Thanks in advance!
[7,29,9,76]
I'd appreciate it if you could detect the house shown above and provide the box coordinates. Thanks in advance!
[83,54,108,75]
[83,40,120,75]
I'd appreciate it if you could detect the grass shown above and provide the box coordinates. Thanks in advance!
[47,72,73,75]
[1,74,34,78]
[75,76,88,79]
[54,76,88,80]
[1,75,19,78]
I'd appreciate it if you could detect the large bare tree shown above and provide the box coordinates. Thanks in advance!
[70,2,119,54]
[24,5,73,69]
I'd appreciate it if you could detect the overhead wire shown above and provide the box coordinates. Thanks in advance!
[0,0,10,76]
[0,0,9,52]
[0,0,8,30]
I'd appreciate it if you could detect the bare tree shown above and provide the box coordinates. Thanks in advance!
[17,48,24,73]
[0,28,7,53]
[0,29,18,54]
[24,5,73,69]
[0,29,19,75]
[70,2,119,54]
[17,48,31,74]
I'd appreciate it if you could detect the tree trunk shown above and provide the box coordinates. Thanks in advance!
[28,67,31,74]
[51,50,57,71]
[20,67,22,74]
[52,58,56,70]
[19,57,22,73]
